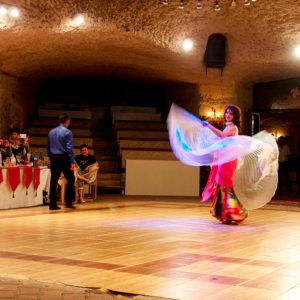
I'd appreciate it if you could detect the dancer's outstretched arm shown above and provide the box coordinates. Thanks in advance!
[202,121,237,138]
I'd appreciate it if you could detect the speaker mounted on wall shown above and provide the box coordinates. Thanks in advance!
[204,33,227,75]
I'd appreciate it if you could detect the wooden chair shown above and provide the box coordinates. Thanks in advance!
[74,163,99,203]
[59,174,66,205]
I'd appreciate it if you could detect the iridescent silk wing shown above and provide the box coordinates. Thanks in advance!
[234,131,279,210]
[167,103,279,209]
[167,103,218,166]
[168,103,258,166]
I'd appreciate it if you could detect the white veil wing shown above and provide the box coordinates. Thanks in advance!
[167,103,279,209]
[167,103,217,166]
[234,131,279,210]
[168,103,260,166]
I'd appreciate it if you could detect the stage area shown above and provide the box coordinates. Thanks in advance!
[0,195,300,300]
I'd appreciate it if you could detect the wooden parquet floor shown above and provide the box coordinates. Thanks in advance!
[0,195,300,300]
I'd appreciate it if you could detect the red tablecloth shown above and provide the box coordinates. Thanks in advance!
[33,167,40,196]
[23,166,33,195]
[7,166,20,198]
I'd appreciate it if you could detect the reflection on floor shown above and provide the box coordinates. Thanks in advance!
[0,195,300,300]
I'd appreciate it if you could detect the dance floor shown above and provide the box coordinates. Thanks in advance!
[0,195,300,300]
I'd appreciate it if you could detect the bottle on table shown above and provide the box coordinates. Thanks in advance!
[39,152,44,165]
[33,152,38,168]
[10,155,16,166]
[29,152,34,166]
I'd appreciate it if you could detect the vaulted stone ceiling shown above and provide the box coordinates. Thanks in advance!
[0,0,299,84]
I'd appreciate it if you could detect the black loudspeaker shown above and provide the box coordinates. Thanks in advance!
[204,34,226,75]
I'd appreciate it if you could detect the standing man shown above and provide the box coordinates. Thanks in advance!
[48,113,75,210]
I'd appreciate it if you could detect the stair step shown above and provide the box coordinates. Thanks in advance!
[92,132,112,138]
[114,121,166,131]
[31,118,91,128]
[119,139,171,150]
[116,130,168,140]
[28,127,92,136]
[99,160,118,167]
[98,173,121,180]
[95,155,117,161]
[99,165,119,172]
[29,137,92,147]
[112,112,161,122]
[93,141,118,149]
[111,106,157,114]
[99,180,121,186]
[93,139,116,144]
[29,146,94,156]
[39,109,92,119]
[99,185,124,191]
[42,103,90,110]
[94,150,117,156]
[98,173,120,179]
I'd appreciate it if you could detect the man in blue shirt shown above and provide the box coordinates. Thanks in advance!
[48,113,75,210]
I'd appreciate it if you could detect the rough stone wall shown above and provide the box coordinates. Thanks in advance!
[235,82,253,135]
[0,74,37,137]
[254,77,300,155]
[198,81,235,115]
[0,75,23,137]
[160,79,252,134]
[198,80,252,134]
[254,78,300,110]
[162,82,200,121]
[0,0,299,85]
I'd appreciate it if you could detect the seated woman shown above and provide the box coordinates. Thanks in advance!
[8,128,29,164]
[75,144,98,203]
[0,139,12,164]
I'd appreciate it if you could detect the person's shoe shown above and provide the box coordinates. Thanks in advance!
[66,204,76,209]
[78,198,86,203]
[49,206,61,210]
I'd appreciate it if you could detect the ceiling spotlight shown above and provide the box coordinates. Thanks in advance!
[215,0,221,11]
[9,7,20,18]
[72,14,85,27]
[251,0,257,1]
[244,0,251,6]
[162,0,169,5]
[294,45,300,58]
[197,0,203,9]
[182,38,194,51]
[178,0,184,9]
[0,6,7,15]
[231,0,237,7]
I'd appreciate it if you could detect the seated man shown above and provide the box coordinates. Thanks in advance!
[75,144,98,203]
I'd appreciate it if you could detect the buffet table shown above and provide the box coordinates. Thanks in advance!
[0,166,50,209]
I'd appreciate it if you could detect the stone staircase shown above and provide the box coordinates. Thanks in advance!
[28,104,171,194]
[93,129,122,192]
[110,106,176,170]
[28,104,123,193]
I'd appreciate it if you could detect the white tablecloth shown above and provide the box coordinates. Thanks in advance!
[0,168,51,209]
